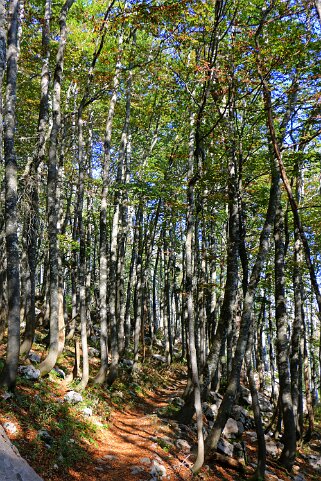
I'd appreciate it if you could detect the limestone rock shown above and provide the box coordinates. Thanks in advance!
[293,474,306,481]
[18,365,40,380]
[38,430,53,446]
[152,354,167,363]
[265,439,282,457]
[64,391,83,404]
[0,426,43,480]
[88,347,100,358]
[121,359,134,367]
[308,454,321,471]
[3,423,17,435]
[175,438,191,453]
[28,352,41,364]
[140,457,151,464]
[82,407,93,416]
[131,466,144,474]
[150,460,166,479]
[217,438,234,457]
[172,397,184,407]
[223,418,240,438]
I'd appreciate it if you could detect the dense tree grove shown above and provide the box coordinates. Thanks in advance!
[2,0,321,476]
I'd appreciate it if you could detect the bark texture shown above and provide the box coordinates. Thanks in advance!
[0,0,20,391]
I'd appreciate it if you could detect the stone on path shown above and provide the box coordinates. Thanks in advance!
[64,391,83,404]
[140,457,151,464]
[150,460,167,479]
[18,366,40,380]
[0,426,43,481]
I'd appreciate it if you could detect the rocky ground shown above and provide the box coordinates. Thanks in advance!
[0,347,321,481]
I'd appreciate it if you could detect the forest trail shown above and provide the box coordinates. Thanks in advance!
[66,377,194,481]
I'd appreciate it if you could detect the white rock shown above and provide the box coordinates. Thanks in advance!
[231,405,248,421]
[172,397,184,407]
[140,457,151,464]
[28,352,41,363]
[82,407,93,416]
[175,438,191,453]
[265,440,280,457]
[152,354,167,363]
[217,438,234,457]
[150,460,166,478]
[64,391,83,404]
[88,347,100,358]
[247,431,257,442]
[38,429,53,445]
[113,391,124,399]
[223,418,239,438]
[18,365,40,380]
[131,466,144,474]
[308,454,321,470]
[3,422,17,434]
[2,392,13,400]
[122,359,134,366]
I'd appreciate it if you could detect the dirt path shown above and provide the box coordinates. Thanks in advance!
[68,382,194,481]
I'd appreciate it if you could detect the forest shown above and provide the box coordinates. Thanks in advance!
[1,0,321,480]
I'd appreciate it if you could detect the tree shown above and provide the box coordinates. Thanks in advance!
[38,0,75,376]
[0,0,20,391]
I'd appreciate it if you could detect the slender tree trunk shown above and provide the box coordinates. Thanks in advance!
[291,228,303,438]
[107,67,131,385]
[95,35,123,383]
[39,0,75,376]
[124,213,137,351]
[0,0,5,166]
[0,0,20,391]
[186,112,204,474]
[274,188,296,470]
[303,314,315,441]
[77,108,89,390]
[245,331,266,481]
[20,0,52,356]
[133,205,144,371]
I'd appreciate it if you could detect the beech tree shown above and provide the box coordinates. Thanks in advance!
[1,0,20,390]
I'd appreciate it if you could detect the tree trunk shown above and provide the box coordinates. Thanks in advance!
[274,188,296,470]
[107,67,131,386]
[245,333,266,481]
[186,113,204,474]
[0,0,6,166]
[0,0,20,391]
[20,0,52,357]
[38,0,75,376]
[95,34,123,384]
[77,109,89,390]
